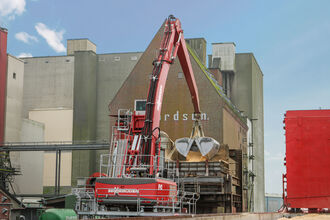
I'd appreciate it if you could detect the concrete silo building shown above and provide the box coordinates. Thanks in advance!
[0,23,264,211]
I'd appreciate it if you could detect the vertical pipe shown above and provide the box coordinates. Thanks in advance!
[0,28,8,143]
[55,150,58,195]
[57,150,61,195]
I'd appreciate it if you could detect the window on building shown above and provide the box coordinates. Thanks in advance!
[13,72,16,79]
[130,56,137,61]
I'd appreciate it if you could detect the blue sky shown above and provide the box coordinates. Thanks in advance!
[1,0,330,194]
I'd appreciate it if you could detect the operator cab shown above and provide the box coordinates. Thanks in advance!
[134,99,146,115]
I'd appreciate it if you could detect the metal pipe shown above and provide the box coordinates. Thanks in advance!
[57,150,61,195]
[55,150,58,195]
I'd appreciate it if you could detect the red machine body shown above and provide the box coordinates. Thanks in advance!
[95,178,177,205]
[283,109,330,210]
[93,15,201,207]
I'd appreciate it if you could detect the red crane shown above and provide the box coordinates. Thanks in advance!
[93,15,217,211]
[141,15,201,175]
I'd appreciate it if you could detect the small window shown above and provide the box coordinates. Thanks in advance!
[114,57,120,61]
[130,56,137,61]
[45,60,49,63]
[66,59,71,62]
[134,99,147,112]
[13,72,16,79]
[178,72,184,79]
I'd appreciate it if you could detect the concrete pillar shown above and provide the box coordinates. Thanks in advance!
[71,50,98,185]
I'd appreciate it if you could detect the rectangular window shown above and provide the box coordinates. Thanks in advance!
[134,100,147,111]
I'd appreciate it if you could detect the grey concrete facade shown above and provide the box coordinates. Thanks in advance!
[96,52,142,142]
[5,55,46,195]
[232,53,265,212]
[20,40,142,187]
[72,51,98,184]
[22,55,75,117]
[5,55,25,189]
[5,55,24,142]
[14,119,45,194]
[208,46,264,212]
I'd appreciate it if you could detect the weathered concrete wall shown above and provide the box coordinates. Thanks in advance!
[5,55,25,185]
[28,109,73,189]
[96,52,142,141]
[12,119,44,194]
[5,55,24,142]
[72,51,97,184]
[21,56,74,117]
[233,53,265,212]
[251,54,265,212]
[94,52,142,169]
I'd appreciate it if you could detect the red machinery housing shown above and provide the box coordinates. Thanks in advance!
[283,109,330,210]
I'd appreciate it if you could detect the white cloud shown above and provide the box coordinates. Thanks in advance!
[17,52,32,58]
[0,0,26,19]
[35,23,66,53]
[15,32,38,44]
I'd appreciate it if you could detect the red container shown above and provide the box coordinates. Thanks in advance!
[0,28,8,143]
[284,110,330,209]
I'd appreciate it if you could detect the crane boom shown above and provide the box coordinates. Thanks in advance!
[141,15,201,174]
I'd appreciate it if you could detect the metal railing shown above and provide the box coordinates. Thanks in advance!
[99,154,177,180]
[73,186,198,216]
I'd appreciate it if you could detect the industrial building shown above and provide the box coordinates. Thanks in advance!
[0,24,264,212]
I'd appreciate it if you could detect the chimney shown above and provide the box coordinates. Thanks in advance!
[0,27,8,143]
[186,38,207,66]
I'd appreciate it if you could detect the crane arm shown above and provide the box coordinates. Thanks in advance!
[141,15,201,174]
